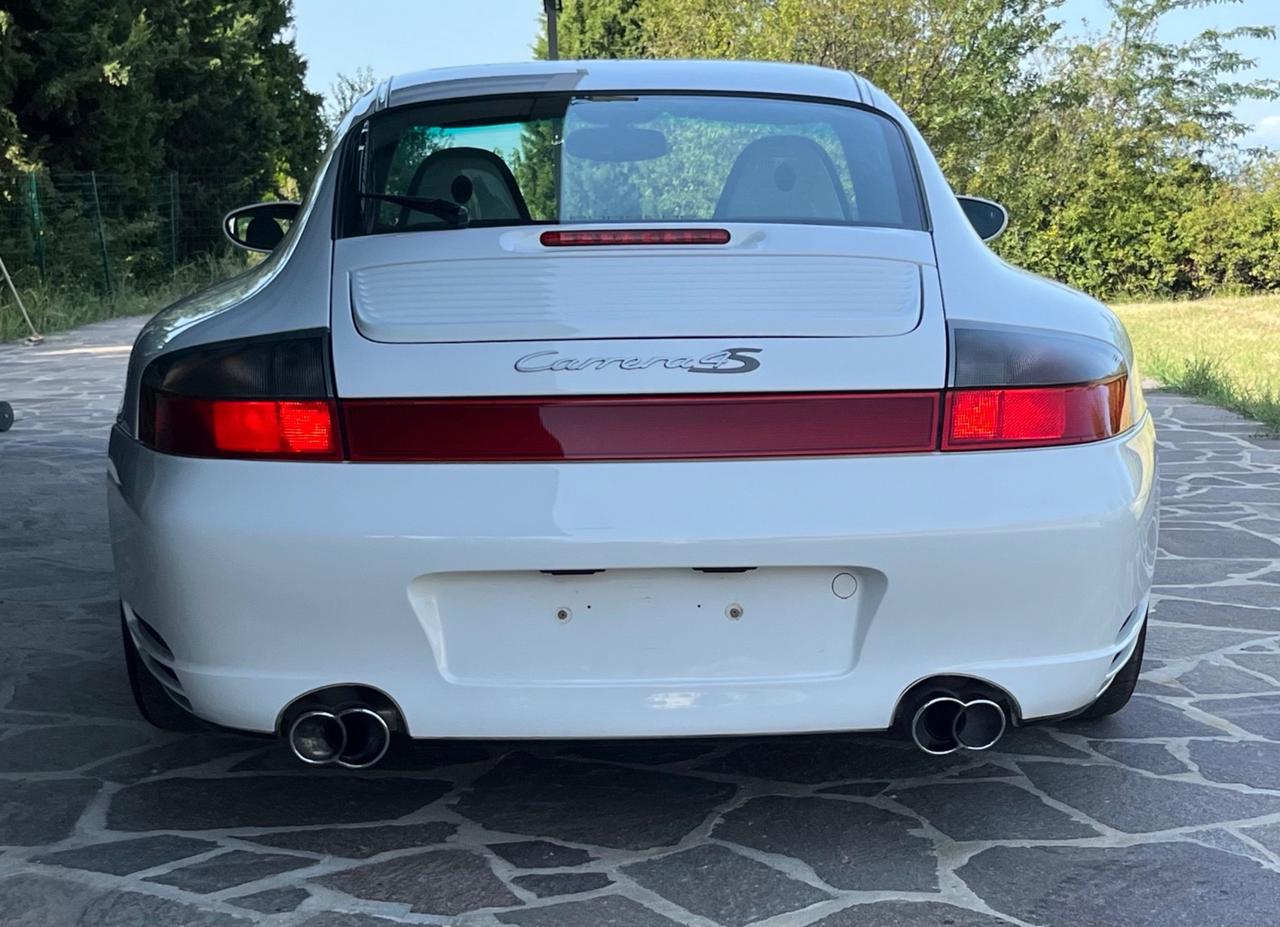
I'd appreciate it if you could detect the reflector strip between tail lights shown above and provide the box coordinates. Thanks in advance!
[342,392,940,462]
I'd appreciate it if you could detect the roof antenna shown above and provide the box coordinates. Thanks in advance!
[544,0,561,60]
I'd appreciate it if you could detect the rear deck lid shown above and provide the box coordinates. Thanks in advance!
[344,227,926,344]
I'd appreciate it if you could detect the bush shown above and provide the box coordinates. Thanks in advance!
[0,253,247,343]
[1145,355,1280,433]
[1178,161,1280,295]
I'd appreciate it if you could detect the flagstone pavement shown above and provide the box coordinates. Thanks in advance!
[1,316,1279,926]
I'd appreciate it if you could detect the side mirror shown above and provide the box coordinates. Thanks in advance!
[957,195,1008,242]
[223,202,300,253]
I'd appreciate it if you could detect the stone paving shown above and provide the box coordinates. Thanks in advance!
[2,316,1280,926]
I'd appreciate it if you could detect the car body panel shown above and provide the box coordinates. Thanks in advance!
[331,225,945,397]
[386,60,863,109]
[346,229,927,343]
[108,414,1157,736]
[108,59,1159,741]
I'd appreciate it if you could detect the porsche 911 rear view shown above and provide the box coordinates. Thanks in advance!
[108,60,1156,766]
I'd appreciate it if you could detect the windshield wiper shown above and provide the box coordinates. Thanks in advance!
[359,192,469,227]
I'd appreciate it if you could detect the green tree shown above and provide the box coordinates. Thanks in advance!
[0,9,30,167]
[981,0,1277,295]
[148,1,323,199]
[0,0,323,239]
[536,0,649,58]
[545,0,1279,298]
[510,118,561,219]
[324,66,376,132]
[0,1,164,191]
[1178,157,1280,293]
[553,0,1060,186]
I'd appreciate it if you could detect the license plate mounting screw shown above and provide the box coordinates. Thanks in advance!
[726,603,744,620]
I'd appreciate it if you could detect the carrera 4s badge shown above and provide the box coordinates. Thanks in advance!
[514,347,762,374]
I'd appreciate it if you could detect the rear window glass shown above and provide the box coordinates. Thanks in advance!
[344,93,925,236]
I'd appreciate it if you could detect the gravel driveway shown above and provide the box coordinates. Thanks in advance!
[2,317,1279,927]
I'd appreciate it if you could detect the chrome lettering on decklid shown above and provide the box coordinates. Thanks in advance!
[515,348,762,374]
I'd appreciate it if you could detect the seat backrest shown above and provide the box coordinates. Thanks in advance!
[401,147,531,227]
[714,135,853,223]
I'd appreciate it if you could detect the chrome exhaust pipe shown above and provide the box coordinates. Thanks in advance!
[335,707,391,769]
[953,699,1006,751]
[911,696,966,755]
[288,710,346,765]
[909,696,1008,754]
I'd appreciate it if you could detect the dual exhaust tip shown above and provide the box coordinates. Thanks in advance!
[288,707,391,769]
[289,692,1005,765]
[910,696,1007,755]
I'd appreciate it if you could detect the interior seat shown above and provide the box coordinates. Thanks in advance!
[714,135,854,223]
[399,147,531,228]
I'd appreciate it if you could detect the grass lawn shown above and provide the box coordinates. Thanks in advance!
[1112,293,1280,433]
[0,255,244,344]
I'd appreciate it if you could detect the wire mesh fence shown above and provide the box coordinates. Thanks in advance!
[0,170,257,296]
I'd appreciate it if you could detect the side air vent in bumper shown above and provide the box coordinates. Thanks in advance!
[123,603,192,711]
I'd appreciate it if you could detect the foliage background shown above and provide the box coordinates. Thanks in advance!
[0,0,321,316]
[544,0,1280,300]
[1,0,1279,336]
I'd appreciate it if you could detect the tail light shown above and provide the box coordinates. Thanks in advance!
[138,331,341,460]
[941,324,1133,451]
[135,325,1136,463]
[943,381,1127,450]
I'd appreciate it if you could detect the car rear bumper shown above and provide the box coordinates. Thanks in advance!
[107,413,1157,737]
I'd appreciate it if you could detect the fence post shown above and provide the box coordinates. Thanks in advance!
[168,171,179,272]
[27,172,46,280]
[89,171,113,296]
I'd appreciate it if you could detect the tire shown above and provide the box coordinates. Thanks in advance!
[1075,619,1146,720]
[120,606,203,732]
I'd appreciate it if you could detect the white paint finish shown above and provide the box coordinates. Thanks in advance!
[108,415,1157,736]
[409,567,872,684]
[349,248,922,343]
[110,60,1159,740]
[331,226,944,396]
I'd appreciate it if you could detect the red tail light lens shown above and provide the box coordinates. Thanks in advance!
[139,332,341,461]
[148,395,339,459]
[212,400,337,456]
[540,228,731,247]
[942,322,1135,451]
[942,378,1127,450]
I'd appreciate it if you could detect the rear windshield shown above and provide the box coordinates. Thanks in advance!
[342,93,925,236]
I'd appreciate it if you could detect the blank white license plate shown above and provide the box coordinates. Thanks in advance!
[410,566,864,685]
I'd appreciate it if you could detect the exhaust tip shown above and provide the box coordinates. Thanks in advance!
[289,710,346,765]
[954,699,1006,751]
[336,707,391,769]
[911,696,965,755]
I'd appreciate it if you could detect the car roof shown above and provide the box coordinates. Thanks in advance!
[387,59,865,107]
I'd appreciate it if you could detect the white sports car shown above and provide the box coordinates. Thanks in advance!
[108,60,1157,768]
